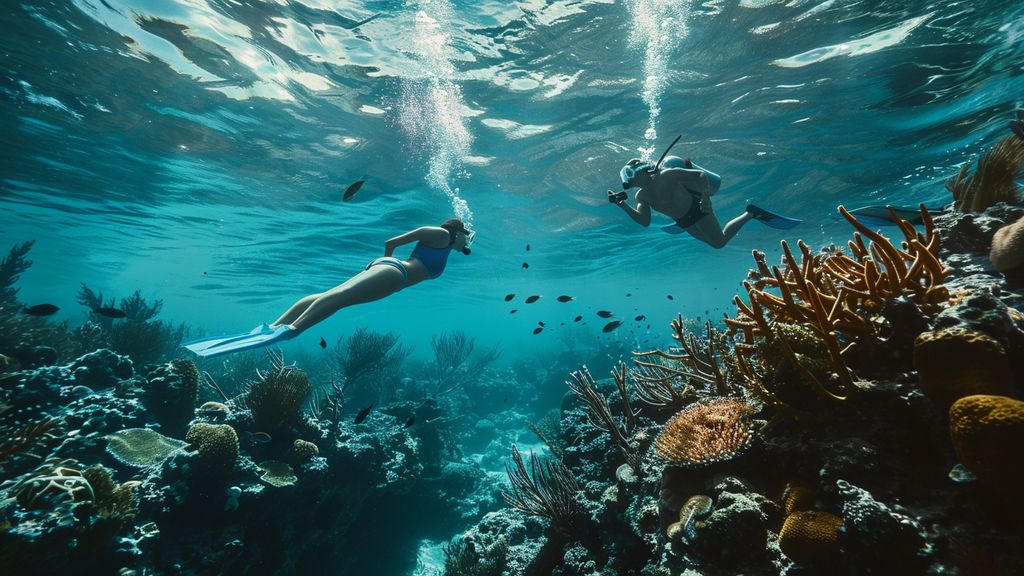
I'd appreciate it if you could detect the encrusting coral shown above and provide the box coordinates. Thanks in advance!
[105,428,186,468]
[654,397,758,467]
[913,328,1014,409]
[778,510,844,565]
[949,395,1024,489]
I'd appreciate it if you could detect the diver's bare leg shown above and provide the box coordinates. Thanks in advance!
[270,294,322,328]
[288,266,405,332]
[687,211,753,249]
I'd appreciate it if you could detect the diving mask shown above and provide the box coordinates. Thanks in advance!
[620,160,654,189]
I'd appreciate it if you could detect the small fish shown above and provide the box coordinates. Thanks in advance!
[597,310,613,318]
[24,304,59,316]
[574,315,582,322]
[504,294,515,302]
[526,244,531,251]
[203,271,207,275]
[602,320,622,333]
[948,463,976,483]
[646,324,651,330]
[557,295,573,302]
[403,415,415,429]
[319,336,327,349]
[635,315,645,321]
[667,294,674,300]
[522,262,529,269]
[354,404,374,424]
[247,431,273,445]
[94,307,126,319]
[342,179,365,202]
[525,295,541,304]
[538,321,545,327]
[626,293,632,297]
[503,397,508,403]
[510,309,518,314]
[533,327,543,335]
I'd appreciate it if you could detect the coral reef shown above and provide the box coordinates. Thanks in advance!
[949,394,1024,489]
[777,510,843,565]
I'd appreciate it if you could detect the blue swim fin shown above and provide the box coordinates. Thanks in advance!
[746,204,802,230]
[184,325,298,358]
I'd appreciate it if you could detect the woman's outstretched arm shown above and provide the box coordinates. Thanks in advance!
[384,226,449,256]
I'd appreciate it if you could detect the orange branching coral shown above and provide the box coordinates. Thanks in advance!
[949,395,1024,489]
[727,204,950,401]
[947,135,1024,212]
[778,510,844,565]
[654,398,758,467]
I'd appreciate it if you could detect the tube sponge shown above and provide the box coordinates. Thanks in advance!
[949,395,1024,488]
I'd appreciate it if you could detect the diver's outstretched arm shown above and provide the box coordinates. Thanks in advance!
[617,190,652,227]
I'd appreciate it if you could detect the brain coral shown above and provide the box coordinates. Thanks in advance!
[106,428,187,467]
[782,482,816,516]
[913,328,1013,409]
[291,439,319,463]
[185,423,239,482]
[654,398,757,467]
[779,510,844,565]
[949,395,1024,488]
[990,215,1024,273]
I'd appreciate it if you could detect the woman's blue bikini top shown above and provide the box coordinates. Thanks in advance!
[410,242,452,279]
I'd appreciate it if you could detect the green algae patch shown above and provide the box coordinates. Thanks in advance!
[106,428,186,467]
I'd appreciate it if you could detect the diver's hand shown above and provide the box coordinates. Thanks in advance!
[608,190,627,205]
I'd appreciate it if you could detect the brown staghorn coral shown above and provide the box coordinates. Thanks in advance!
[913,328,1014,410]
[949,395,1024,489]
[726,204,951,404]
[654,398,758,467]
[947,135,1024,212]
[990,215,1024,274]
[778,510,844,565]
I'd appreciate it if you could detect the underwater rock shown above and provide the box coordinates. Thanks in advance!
[836,480,926,568]
[8,345,57,369]
[949,394,1024,489]
[695,484,773,571]
[141,359,199,434]
[69,348,133,389]
[934,202,1024,254]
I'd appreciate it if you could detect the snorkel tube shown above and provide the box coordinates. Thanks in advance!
[651,134,682,173]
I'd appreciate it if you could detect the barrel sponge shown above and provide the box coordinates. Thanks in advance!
[779,510,844,565]
[913,328,1013,409]
[185,423,238,480]
[949,395,1024,487]
[990,215,1024,273]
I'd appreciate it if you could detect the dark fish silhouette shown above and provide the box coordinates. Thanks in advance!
[602,320,622,333]
[533,327,543,335]
[246,431,272,445]
[504,294,515,301]
[94,307,127,319]
[667,294,674,300]
[403,415,415,429]
[538,321,545,327]
[626,293,632,297]
[574,315,582,322]
[522,262,529,269]
[354,404,374,424]
[319,336,327,349]
[557,295,573,302]
[342,179,365,202]
[510,309,518,314]
[526,244,531,251]
[525,295,540,304]
[597,310,613,318]
[24,304,59,316]
[635,315,645,321]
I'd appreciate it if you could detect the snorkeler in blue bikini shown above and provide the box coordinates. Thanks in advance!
[184,218,474,358]
[608,136,800,249]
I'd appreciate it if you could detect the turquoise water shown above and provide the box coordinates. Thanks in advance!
[2,0,1022,359]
